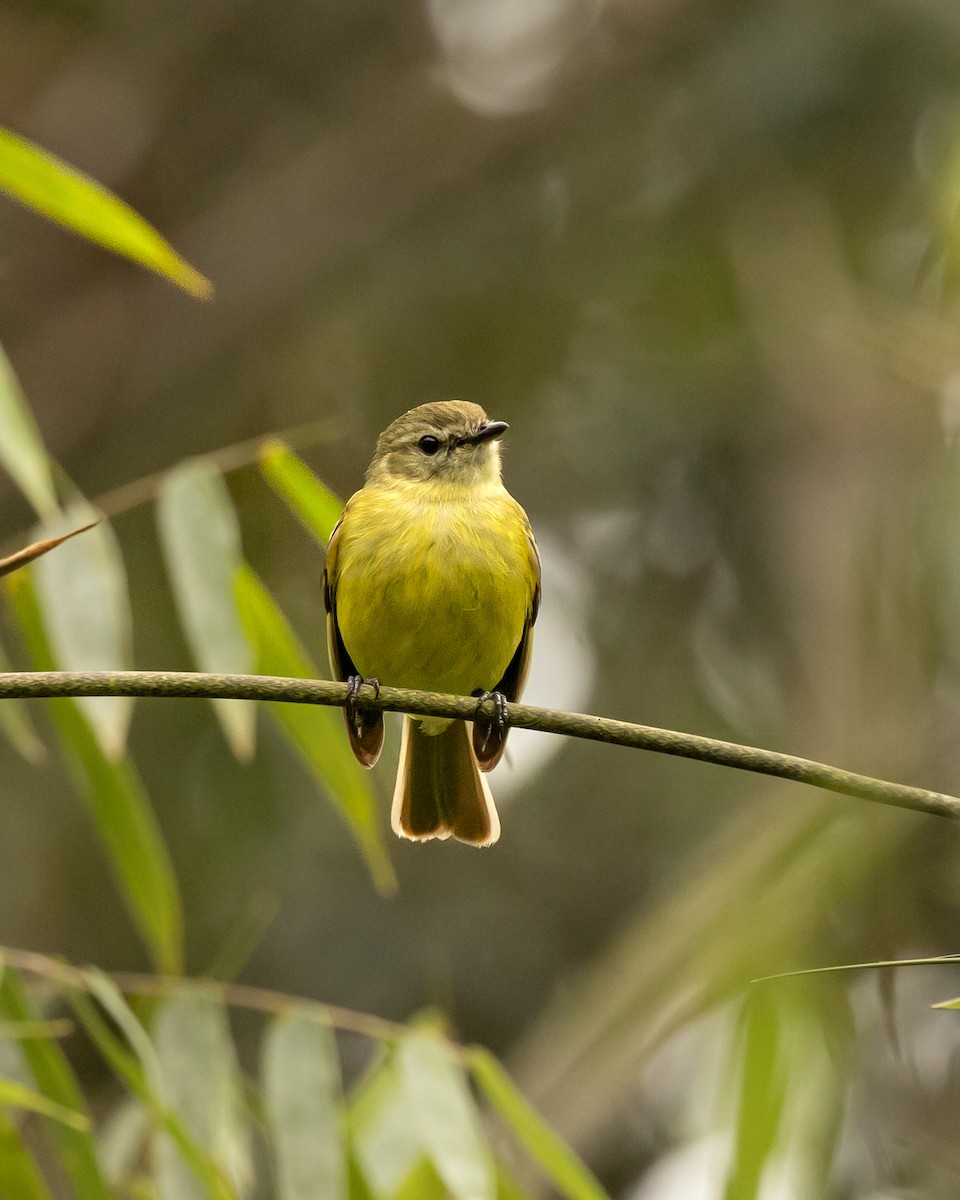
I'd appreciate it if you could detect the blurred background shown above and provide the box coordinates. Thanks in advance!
[4,0,960,1194]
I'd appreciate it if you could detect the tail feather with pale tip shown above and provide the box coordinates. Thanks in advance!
[391,716,500,846]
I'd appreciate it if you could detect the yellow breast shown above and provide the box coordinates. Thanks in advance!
[331,480,535,697]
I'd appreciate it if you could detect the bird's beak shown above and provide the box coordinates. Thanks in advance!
[469,420,509,445]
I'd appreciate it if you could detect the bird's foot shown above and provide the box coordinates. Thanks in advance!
[345,675,380,737]
[472,689,508,757]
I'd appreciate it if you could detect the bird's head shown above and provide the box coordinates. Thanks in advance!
[366,400,508,487]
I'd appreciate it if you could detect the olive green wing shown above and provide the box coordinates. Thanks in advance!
[323,503,384,768]
[473,510,541,772]
[322,509,350,681]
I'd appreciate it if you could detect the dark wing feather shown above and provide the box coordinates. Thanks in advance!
[324,506,384,768]
[473,517,541,772]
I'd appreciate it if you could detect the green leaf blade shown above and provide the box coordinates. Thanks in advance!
[259,441,343,544]
[65,985,234,1200]
[349,1055,423,1200]
[234,564,395,895]
[0,1076,89,1131]
[153,994,251,1200]
[31,502,134,759]
[5,571,183,974]
[724,991,787,1200]
[157,459,256,760]
[82,971,164,1097]
[262,1008,347,1200]
[467,1047,609,1200]
[0,127,212,299]
[398,1028,495,1200]
[0,343,58,519]
[97,1097,150,1191]
[0,968,113,1200]
[0,1106,56,1200]
[394,1160,448,1200]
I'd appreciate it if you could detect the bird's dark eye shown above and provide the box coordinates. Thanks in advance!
[418,436,441,456]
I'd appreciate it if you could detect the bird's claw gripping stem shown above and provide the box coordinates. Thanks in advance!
[345,675,380,736]
[473,690,508,755]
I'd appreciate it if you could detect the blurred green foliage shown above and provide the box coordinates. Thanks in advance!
[4,0,960,1196]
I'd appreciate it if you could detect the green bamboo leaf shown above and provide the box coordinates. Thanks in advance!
[156,459,256,760]
[394,1160,447,1200]
[0,636,45,763]
[259,441,343,544]
[153,994,251,1200]
[467,1047,609,1200]
[65,985,235,1200]
[5,571,183,974]
[349,1057,422,1200]
[0,968,113,1200]
[787,986,852,1200]
[724,991,787,1200]
[82,971,163,1095]
[262,1009,346,1200]
[31,501,134,759]
[234,564,395,895]
[397,1027,495,1200]
[0,343,58,519]
[0,1105,55,1200]
[97,1097,150,1189]
[0,1076,89,1131]
[347,1155,377,1200]
[0,127,212,299]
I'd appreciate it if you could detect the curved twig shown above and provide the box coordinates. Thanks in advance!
[0,669,955,822]
[0,946,401,1041]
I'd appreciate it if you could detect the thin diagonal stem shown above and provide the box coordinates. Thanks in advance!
[0,946,401,1041]
[0,669,956,822]
[0,416,342,554]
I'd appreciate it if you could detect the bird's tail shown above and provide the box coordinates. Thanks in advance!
[391,716,500,846]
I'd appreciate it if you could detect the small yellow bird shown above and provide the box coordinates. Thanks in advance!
[323,400,540,845]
